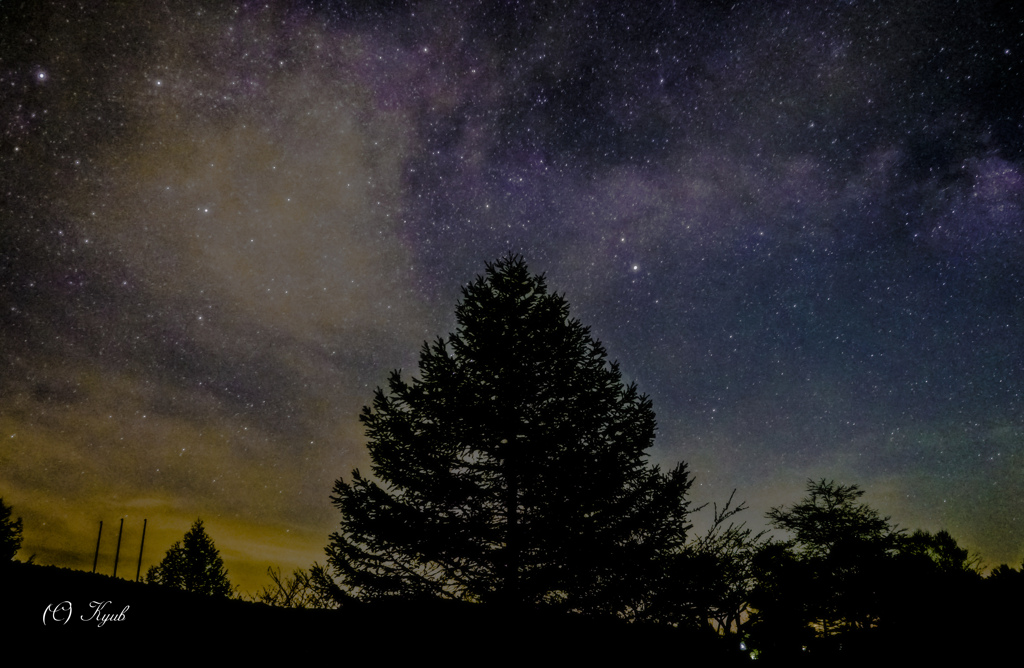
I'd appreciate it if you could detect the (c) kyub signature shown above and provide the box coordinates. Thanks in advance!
[43,600,129,627]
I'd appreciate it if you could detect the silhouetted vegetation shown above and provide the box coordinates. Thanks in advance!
[328,255,694,614]
[743,479,1014,662]
[10,257,1021,660]
[756,479,902,638]
[146,518,233,597]
[1,497,23,562]
[251,563,339,609]
[648,490,766,635]
[317,257,1022,661]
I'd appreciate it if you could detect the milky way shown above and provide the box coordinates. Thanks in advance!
[2,1,1022,591]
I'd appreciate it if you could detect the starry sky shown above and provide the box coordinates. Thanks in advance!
[2,0,1022,593]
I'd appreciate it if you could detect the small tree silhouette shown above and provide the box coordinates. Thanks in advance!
[1,497,23,562]
[147,519,232,597]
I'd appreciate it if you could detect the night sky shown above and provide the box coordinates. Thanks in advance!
[2,0,1022,593]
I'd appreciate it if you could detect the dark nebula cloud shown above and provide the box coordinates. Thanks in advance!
[2,0,1021,590]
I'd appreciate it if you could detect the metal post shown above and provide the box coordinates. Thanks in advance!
[135,519,147,582]
[92,520,103,573]
[113,518,124,578]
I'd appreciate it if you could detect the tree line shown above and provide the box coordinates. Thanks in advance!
[318,256,1023,658]
[4,255,1021,658]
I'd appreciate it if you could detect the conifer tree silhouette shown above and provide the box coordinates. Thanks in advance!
[328,255,693,612]
[147,519,232,597]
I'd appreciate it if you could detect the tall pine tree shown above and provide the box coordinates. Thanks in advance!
[328,255,692,613]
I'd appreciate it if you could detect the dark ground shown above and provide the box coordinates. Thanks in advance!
[5,561,747,663]
[8,559,1010,664]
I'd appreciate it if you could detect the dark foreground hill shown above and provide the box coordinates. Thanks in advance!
[6,561,748,663]
[12,559,1009,663]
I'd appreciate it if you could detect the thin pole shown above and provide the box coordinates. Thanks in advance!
[113,518,124,578]
[92,520,103,573]
[135,519,147,582]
